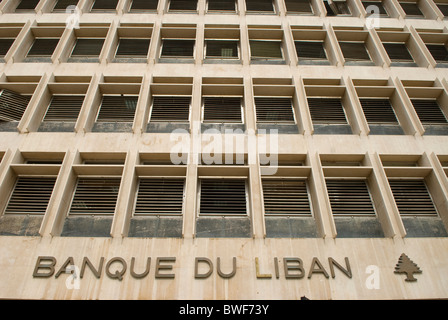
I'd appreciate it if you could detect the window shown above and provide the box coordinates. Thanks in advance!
[425,44,448,63]
[70,38,105,57]
[207,0,236,11]
[285,0,313,14]
[53,0,79,11]
[250,40,283,61]
[91,0,118,11]
[383,43,414,63]
[399,1,424,17]
[199,179,247,215]
[168,0,197,11]
[150,96,191,122]
[246,0,274,12]
[95,95,138,123]
[295,41,327,62]
[262,179,312,215]
[41,95,85,123]
[27,38,59,58]
[0,89,31,123]
[411,99,448,125]
[115,39,150,58]
[203,97,242,123]
[359,98,404,135]
[325,0,351,16]
[15,0,40,11]
[339,42,372,63]
[308,98,348,124]
[389,180,437,215]
[362,1,388,16]
[255,97,295,123]
[0,39,15,58]
[205,40,239,59]
[130,0,158,11]
[161,39,195,59]
[436,2,448,17]
[326,180,376,216]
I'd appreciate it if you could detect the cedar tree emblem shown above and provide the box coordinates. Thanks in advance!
[394,253,422,282]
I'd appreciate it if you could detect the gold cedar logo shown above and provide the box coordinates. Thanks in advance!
[394,253,422,282]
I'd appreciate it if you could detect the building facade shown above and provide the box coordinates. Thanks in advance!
[0,0,447,300]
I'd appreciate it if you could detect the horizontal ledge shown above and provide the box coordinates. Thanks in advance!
[10,164,60,175]
[260,166,311,177]
[384,167,433,177]
[135,165,187,176]
[322,166,373,177]
[72,165,123,176]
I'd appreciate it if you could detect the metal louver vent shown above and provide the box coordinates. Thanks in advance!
[71,38,105,57]
[0,89,31,122]
[383,43,414,62]
[43,95,85,122]
[308,97,348,124]
[339,42,371,61]
[425,44,448,63]
[200,179,247,215]
[131,0,158,10]
[326,179,376,215]
[208,0,236,11]
[389,180,438,215]
[203,97,242,122]
[96,95,138,122]
[360,98,399,124]
[411,99,448,124]
[262,179,312,215]
[295,41,327,60]
[255,97,295,123]
[5,177,56,215]
[69,178,121,215]
[116,39,150,57]
[135,178,184,215]
[16,0,39,10]
[150,96,190,122]
[285,0,313,13]
[0,39,15,57]
[246,0,274,11]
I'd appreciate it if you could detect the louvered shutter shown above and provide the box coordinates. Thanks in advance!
[295,41,327,60]
[246,0,273,11]
[400,2,424,16]
[425,44,448,62]
[285,0,313,13]
[389,180,438,215]
[96,96,138,122]
[307,97,348,124]
[262,179,312,215]
[91,0,118,10]
[43,95,85,122]
[69,178,121,215]
[71,38,105,57]
[205,40,238,58]
[161,39,195,58]
[326,180,376,215]
[0,39,15,57]
[0,89,31,122]
[135,178,184,215]
[255,97,295,123]
[53,0,79,10]
[169,0,197,11]
[203,97,242,122]
[360,98,399,124]
[383,43,414,62]
[250,40,283,60]
[116,39,150,57]
[208,0,236,11]
[5,177,56,215]
[150,96,190,122]
[130,0,158,10]
[339,42,371,61]
[27,38,59,57]
[410,99,448,124]
[16,0,40,10]
[200,179,247,215]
